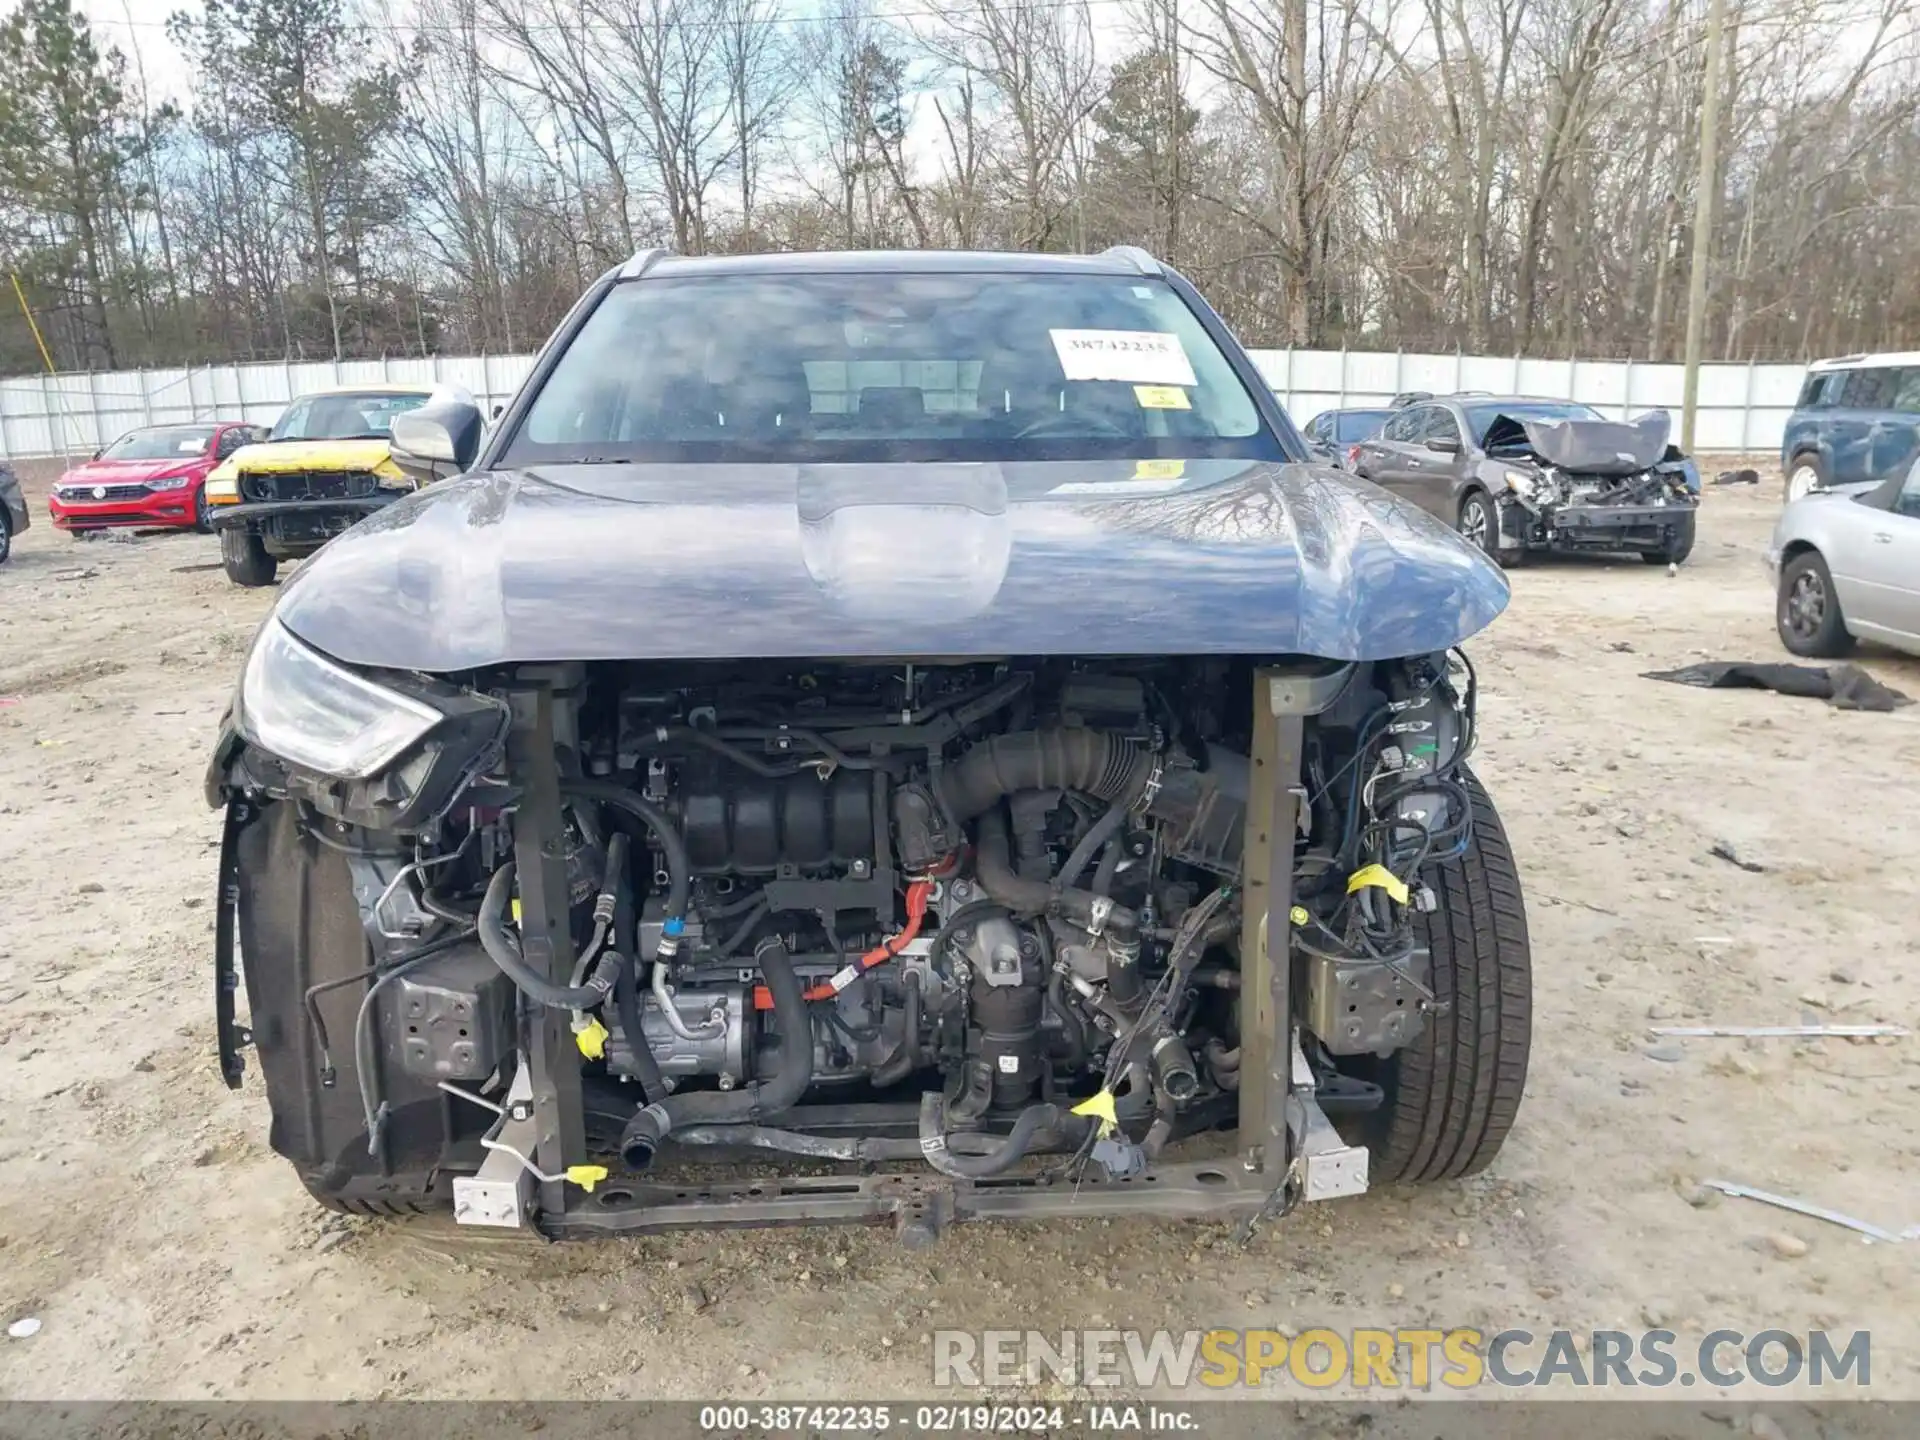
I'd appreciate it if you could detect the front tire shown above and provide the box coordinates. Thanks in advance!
[1785,455,1826,503]
[1641,512,1696,565]
[220,528,278,587]
[0,512,11,564]
[1340,773,1532,1184]
[1777,550,1853,657]
[193,484,215,534]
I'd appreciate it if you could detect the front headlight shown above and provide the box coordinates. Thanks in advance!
[237,620,441,779]
[148,472,192,491]
[1501,467,1538,500]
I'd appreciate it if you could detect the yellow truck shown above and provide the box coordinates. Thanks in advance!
[205,384,470,586]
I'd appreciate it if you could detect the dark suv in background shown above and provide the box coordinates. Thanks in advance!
[1781,354,1920,502]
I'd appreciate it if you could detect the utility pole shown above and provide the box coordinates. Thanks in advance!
[1681,0,1729,452]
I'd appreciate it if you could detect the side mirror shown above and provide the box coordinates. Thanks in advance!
[391,400,484,484]
[1426,435,1461,455]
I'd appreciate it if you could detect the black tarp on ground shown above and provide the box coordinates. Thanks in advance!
[1643,661,1913,712]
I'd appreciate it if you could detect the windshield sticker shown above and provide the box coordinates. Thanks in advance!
[1134,459,1185,480]
[1049,474,1191,497]
[178,438,204,452]
[1133,385,1191,410]
[1050,329,1197,387]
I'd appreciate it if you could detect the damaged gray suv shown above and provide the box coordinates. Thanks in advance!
[1354,395,1700,566]
[207,247,1531,1242]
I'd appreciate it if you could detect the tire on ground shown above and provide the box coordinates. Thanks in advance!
[1641,512,1696,565]
[221,527,278,587]
[1338,770,1532,1185]
[1776,549,1853,658]
[1784,453,1826,503]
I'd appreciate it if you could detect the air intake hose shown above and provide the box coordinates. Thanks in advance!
[618,935,812,1171]
[939,730,1157,822]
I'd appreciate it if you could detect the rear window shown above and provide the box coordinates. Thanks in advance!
[1333,410,1392,443]
[505,272,1280,465]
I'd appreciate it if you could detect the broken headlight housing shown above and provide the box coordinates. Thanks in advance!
[237,619,442,780]
[1499,466,1541,502]
[221,619,509,832]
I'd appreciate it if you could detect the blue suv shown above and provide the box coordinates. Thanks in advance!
[1781,353,1920,501]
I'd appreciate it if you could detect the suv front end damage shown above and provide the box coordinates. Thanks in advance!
[210,638,1523,1243]
[1483,410,1700,564]
[203,247,1533,1250]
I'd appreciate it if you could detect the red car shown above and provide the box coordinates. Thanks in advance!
[49,422,268,536]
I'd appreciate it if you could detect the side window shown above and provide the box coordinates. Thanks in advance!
[1306,414,1328,442]
[214,428,245,459]
[1382,407,1423,443]
[1798,372,1841,409]
[1841,367,1895,410]
[1888,368,1920,416]
[1427,408,1463,447]
[1896,464,1920,520]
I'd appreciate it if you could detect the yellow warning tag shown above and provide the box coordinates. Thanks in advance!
[1289,905,1309,926]
[1071,1089,1121,1138]
[1134,385,1191,410]
[510,898,522,925]
[1346,864,1410,906]
[1133,458,1185,480]
[565,1164,610,1193]
[574,1017,609,1060]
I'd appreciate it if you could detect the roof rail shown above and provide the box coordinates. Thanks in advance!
[1101,244,1162,276]
[618,246,674,279]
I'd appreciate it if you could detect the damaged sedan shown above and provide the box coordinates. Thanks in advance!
[1354,395,1700,566]
[207,247,1531,1244]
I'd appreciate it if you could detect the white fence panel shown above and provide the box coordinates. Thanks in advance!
[0,347,1807,461]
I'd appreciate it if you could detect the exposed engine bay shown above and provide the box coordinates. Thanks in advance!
[1483,409,1699,559]
[321,653,1477,1193]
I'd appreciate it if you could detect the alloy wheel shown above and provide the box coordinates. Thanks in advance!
[1785,570,1825,638]
[1460,497,1491,552]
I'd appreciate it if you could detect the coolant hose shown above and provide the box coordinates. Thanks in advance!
[615,951,671,1103]
[871,969,923,1087]
[973,808,1054,913]
[941,730,1157,822]
[976,809,1139,934]
[1055,804,1127,894]
[558,778,690,928]
[917,1093,1084,1179]
[619,935,812,1170]
[476,862,622,1009]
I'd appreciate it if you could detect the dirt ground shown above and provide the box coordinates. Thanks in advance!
[0,456,1915,1403]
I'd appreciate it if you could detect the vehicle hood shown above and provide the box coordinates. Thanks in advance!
[58,456,209,486]
[1488,410,1673,475]
[210,438,394,483]
[272,459,1510,672]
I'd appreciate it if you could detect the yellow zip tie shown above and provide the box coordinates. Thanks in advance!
[1346,864,1410,906]
[565,1164,609,1193]
[1071,1089,1120,1139]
